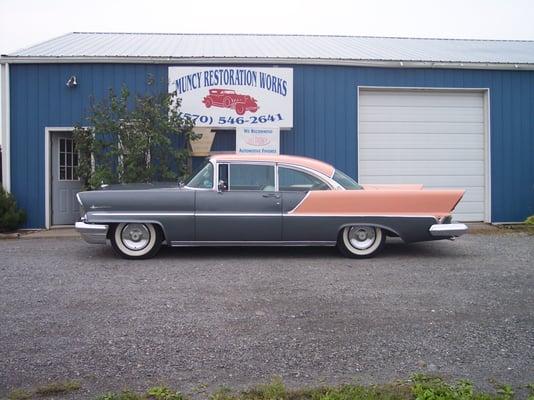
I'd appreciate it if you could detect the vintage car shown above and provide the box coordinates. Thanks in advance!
[202,89,259,115]
[75,154,468,259]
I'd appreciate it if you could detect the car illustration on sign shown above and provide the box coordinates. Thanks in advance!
[76,154,468,260]
[202,89,259,115]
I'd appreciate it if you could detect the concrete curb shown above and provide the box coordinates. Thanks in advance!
[0,229,80,240]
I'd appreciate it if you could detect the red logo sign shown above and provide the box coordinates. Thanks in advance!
[202,88,259,115]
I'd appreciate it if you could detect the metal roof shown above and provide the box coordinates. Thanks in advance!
[3,32,534,69]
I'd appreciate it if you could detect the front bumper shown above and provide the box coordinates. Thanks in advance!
[75,221,109,244]
[429,223,468,237]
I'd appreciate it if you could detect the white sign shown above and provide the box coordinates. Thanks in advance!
[236,127,280,155]
[168,67,293,128]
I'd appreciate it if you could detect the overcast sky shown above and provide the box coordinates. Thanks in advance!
[1,0,534,54]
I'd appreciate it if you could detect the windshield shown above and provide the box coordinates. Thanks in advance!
[332,169,363,190]
[185,161,214,189]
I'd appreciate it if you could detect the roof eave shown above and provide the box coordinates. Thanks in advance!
[0,55,533,70]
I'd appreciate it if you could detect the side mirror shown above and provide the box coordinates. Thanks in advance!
[217,180,227,192]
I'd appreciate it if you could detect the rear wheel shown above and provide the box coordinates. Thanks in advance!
[110,223,162,259]
[337,225,385,258]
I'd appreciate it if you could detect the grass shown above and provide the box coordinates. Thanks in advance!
[7,380,80,399]
[8,376,534,400]
[7,389,32,400]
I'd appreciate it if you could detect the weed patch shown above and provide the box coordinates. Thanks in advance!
[8,376,534,400]
[34,380,81,396]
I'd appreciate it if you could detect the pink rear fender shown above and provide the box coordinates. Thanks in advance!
[290,189,465,218]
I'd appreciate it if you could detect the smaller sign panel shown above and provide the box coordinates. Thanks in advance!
[168,67,293,128]
[236,127,280,155]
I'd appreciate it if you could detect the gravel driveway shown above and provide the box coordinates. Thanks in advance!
[1,233,533,398]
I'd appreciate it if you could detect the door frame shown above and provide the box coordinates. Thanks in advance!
[45,127,83,228]
[356,86,492,223]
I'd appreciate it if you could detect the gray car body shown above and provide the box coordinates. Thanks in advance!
[78,184,440,245]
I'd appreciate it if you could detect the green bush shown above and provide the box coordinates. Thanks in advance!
[0,187,26,232]
[73,81,199,190]
[525,215,534,225]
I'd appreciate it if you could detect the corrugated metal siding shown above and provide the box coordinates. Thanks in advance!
[9,63,534,227]
[9,64,169,227]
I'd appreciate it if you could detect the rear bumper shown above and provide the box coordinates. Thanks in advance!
[429,223,468,237]
[75,221,109,244]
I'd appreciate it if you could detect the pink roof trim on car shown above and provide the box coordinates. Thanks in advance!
[209,153,335,177]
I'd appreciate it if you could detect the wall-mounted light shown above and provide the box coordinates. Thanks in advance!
[66,75,78,88]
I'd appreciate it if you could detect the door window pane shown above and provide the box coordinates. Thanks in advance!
[58,137,79,181]
[229,164,274,191]
[279,167,330,191]
[218,164,229,189]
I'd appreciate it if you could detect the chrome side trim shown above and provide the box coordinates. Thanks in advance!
[90,212,193,216]
[75,221,109,244]
[91,212,279,217]
[196,213,280,217]
[170,240,336,247]
[285,214,439,221]
[89,211,440,219]
[429,223,468,237]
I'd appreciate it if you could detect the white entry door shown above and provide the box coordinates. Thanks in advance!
[51,133,83,225]
[358,89,487,222]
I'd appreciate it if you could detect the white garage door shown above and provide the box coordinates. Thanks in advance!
[358,89,487,221]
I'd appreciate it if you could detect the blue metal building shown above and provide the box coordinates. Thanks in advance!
[1,33,533,228]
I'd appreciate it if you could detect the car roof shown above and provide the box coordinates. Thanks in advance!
[209,153,335,177]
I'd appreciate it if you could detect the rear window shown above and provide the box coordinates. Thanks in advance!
[332,170,363,190]
[279,167,329,191]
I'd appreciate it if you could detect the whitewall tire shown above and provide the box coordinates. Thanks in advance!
[111,223,162,259]
[338,225,386,258]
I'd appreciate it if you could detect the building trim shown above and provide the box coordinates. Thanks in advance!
[1,63,10,191]
[484,90,492,223]
[1,56,533,71]
[356,86,492,223]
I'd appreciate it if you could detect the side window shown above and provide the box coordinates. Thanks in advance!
[218,163,228,190]
[228,164,275,191]
[186,162,214,189]
[279,167,330,191]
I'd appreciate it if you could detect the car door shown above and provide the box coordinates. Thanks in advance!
[279,165,333,242]
[195,162,281,242]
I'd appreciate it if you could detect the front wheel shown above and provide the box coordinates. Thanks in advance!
[235,103,246,115]
[337,225,386,258]
[110,223,162,259]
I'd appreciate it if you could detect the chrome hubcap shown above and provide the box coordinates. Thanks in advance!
[348,226,376,250]
[121,224,150,251]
